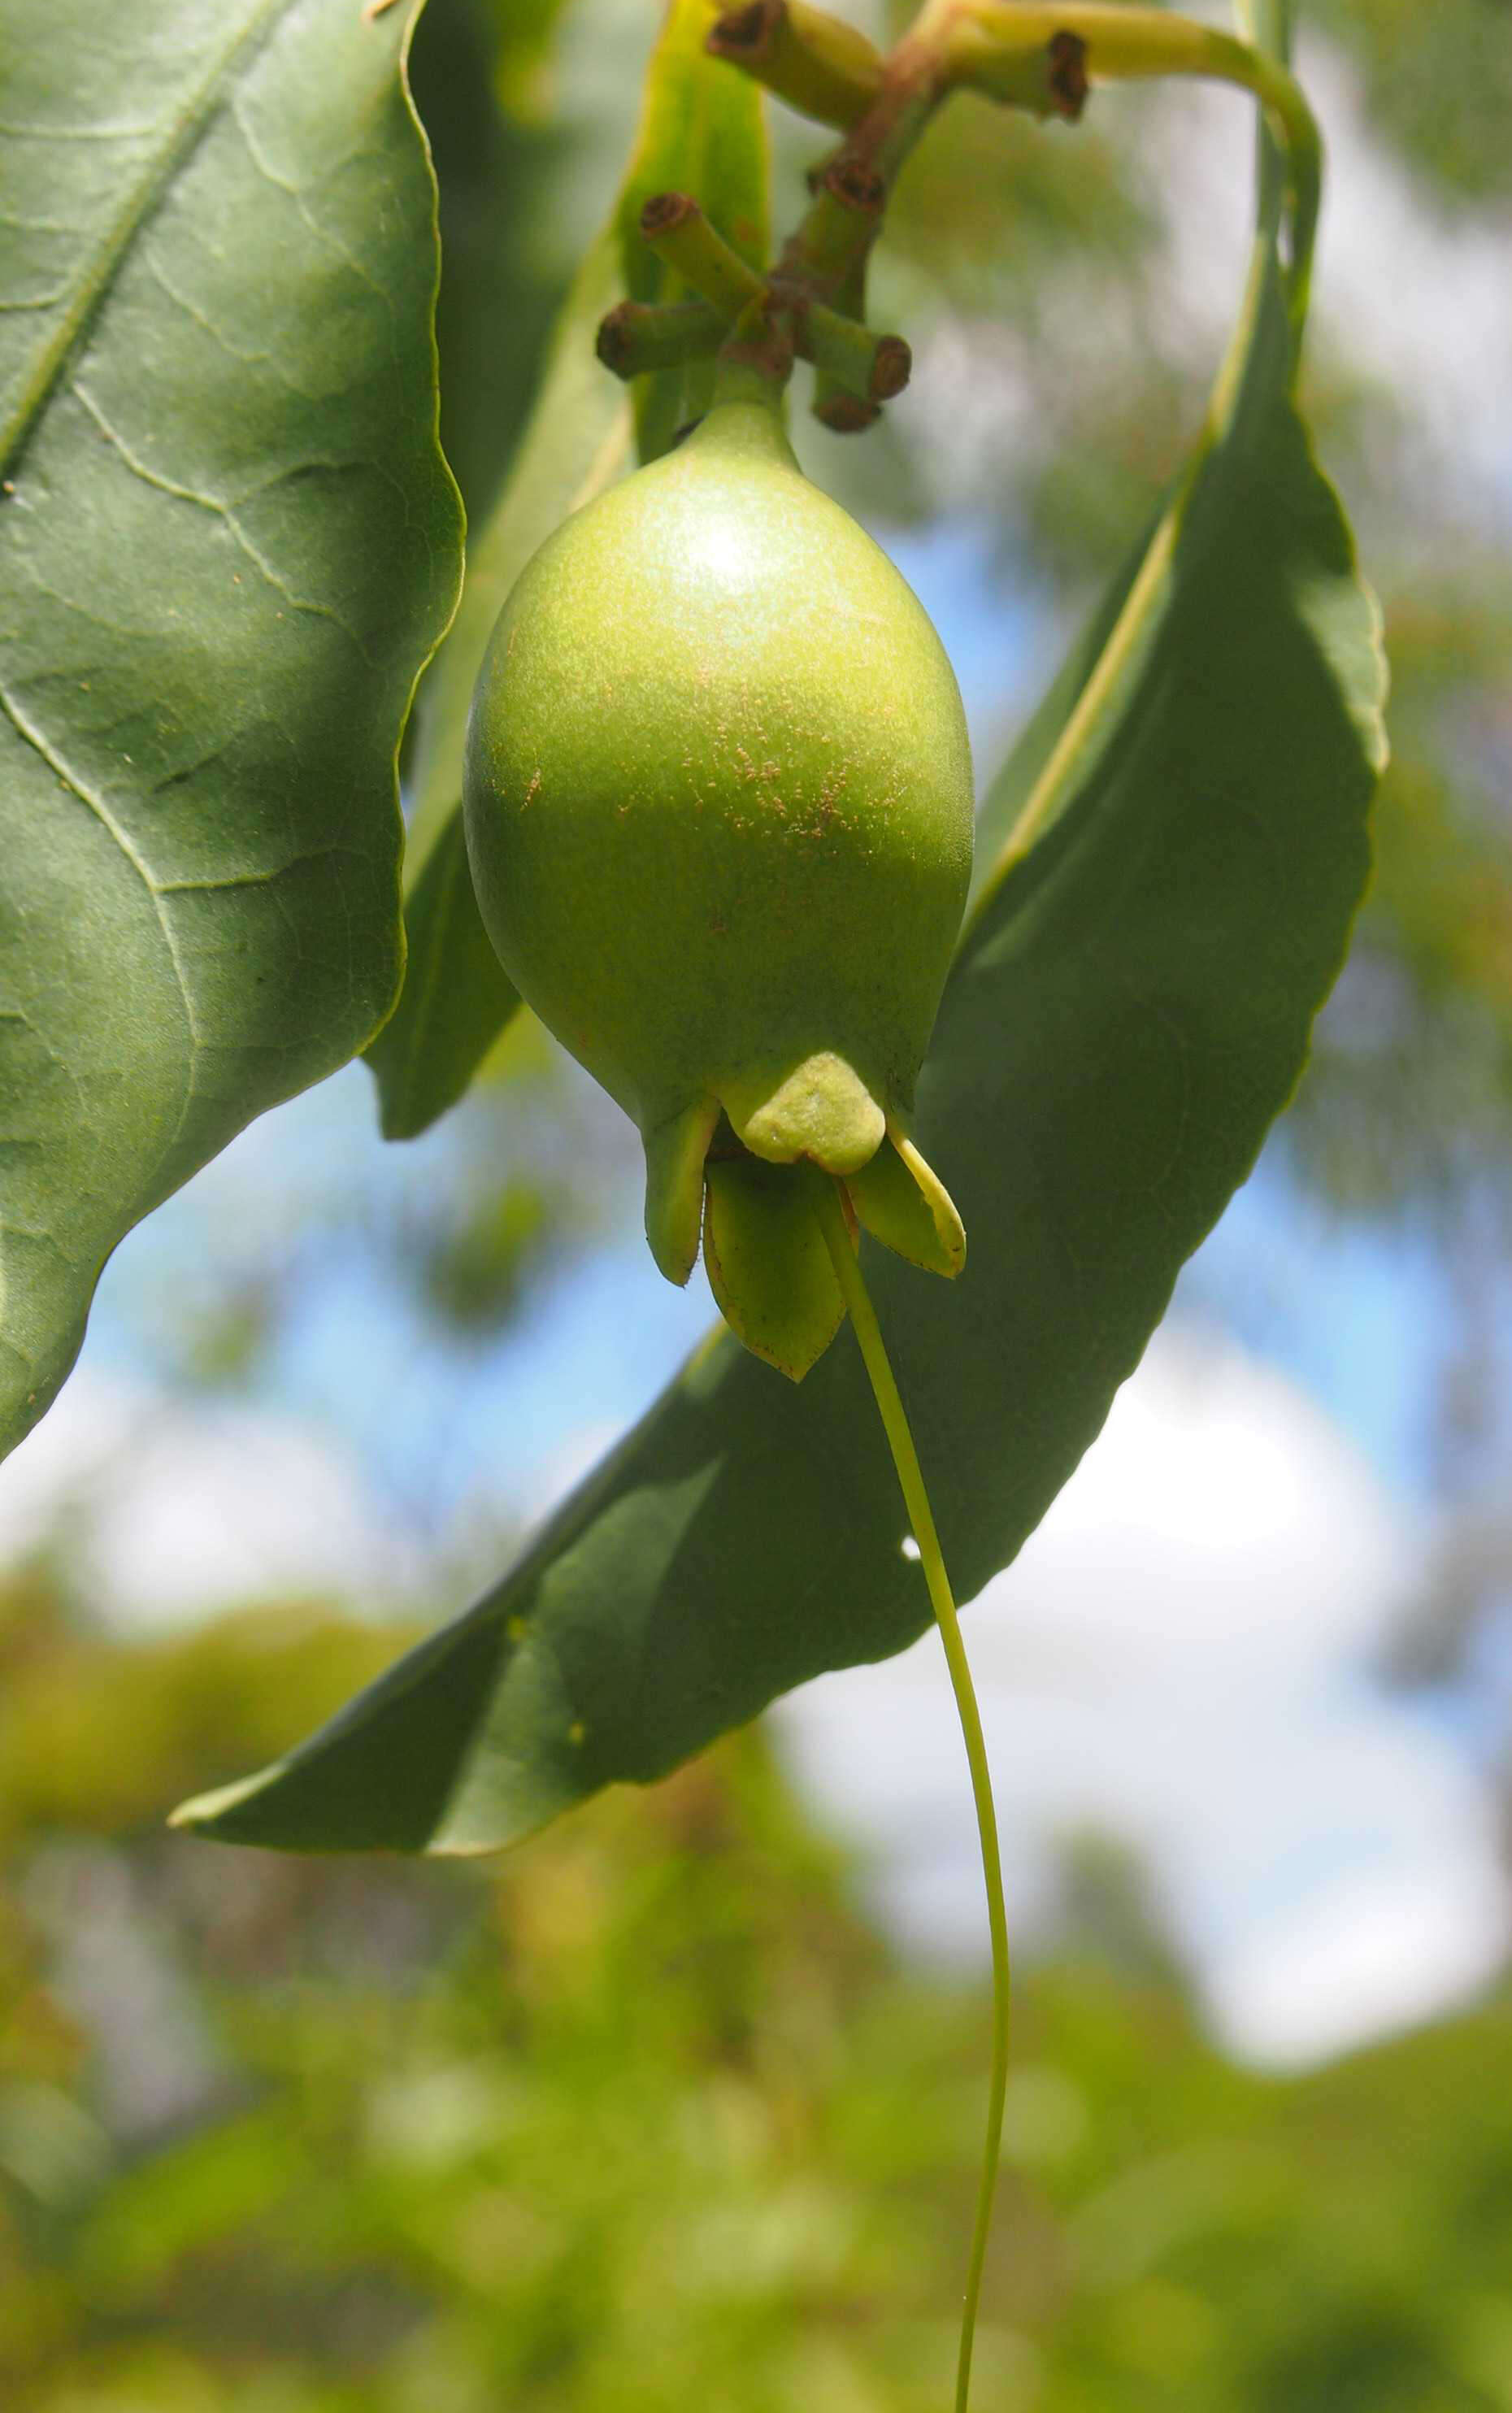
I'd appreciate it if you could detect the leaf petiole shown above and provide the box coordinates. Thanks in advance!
[811,1173,1010,2413]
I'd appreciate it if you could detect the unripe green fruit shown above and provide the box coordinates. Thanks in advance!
[464,393,973,1374]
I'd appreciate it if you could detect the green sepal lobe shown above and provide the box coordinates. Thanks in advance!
[645,1097,721,1285]
[702,1155,847,1380]
[846,1130,966,1277]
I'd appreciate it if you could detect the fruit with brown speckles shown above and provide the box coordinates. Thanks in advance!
[464,396,973,1372]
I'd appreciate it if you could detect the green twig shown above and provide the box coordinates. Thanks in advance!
[706,0,884,131]
[807,259,875,431]
[629,196,910,416]
[776,68,945,307]
[797,299,910,402]
[711,295,796,410]
[811,1175,1010,2413]
[638,192,767,317]
[596,297,726,379]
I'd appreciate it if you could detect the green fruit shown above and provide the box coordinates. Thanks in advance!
[464,393,973,1375]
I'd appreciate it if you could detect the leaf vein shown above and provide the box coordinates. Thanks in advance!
[141,250,279,372]
[156,850,348,898]
[228,93,389,311]
[0,121,157,142]
[0,0,298,481]
[69,379,378,665]
[0,679,202,1146]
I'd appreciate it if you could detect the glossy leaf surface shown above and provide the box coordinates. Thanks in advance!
[0,0,461,1458]
[179,28,1388,1856]
[367,0,769,1138]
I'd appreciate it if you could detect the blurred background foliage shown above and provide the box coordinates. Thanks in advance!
[5,1577,1512,2412]
[5,0,1512,2401]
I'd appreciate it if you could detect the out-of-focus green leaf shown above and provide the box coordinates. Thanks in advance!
[0,0,462,1461]
[419,1170,561,1334]
[1313,0,1512,207]
[410,0,575,530]
[615,0,771,465]
[176,12,1386,1857]
[366,0,770,1140]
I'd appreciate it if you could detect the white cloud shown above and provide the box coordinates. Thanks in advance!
[775,1324,1507,2068]
[2,1369,415,1633]
[0,1372,137,1570]
[1148,30,1512,515]
[1203,1850,1510,2070]
[1301,37,1512,507]
[971,1326,1403,1686]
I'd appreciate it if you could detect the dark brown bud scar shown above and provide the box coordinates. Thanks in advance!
[707,0,775,57]
[815,390,880,433]
[640,191,698,237]
[1048,31,1088,120]
[821,159,886,215]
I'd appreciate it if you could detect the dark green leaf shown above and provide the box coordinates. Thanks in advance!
[363,803,523,1142]
[0,0,462,1459]
[176,21,1387,1857]
[409,0,575,531]
[366,0,770,1139]
[363,225,628,1139]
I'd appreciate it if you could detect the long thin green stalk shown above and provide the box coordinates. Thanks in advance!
[812,1176,1010,2413]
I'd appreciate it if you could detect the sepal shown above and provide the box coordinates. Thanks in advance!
[644,1098,722,1283]
[845,1124,966,1276]
[703,1154,848,1380]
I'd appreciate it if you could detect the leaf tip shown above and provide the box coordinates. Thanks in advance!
[167,1764,282,1837]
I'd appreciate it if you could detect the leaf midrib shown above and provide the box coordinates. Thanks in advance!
[0,0,297,482]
